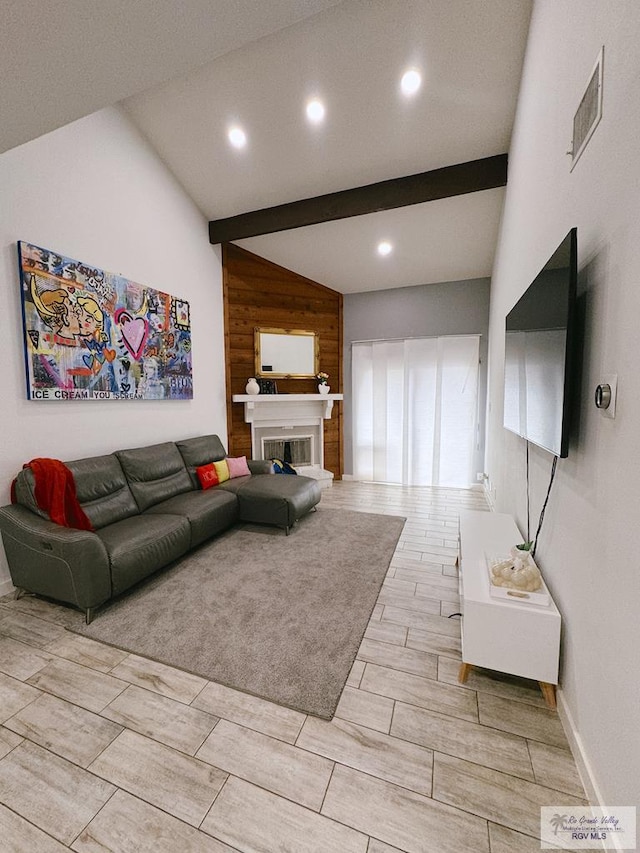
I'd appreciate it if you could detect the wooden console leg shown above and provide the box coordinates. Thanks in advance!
[458,662,472,684]
[539,681,557,709]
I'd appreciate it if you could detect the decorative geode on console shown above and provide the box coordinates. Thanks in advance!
[490,554,543,592]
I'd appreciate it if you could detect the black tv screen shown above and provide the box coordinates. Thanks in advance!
[503,228,577,457]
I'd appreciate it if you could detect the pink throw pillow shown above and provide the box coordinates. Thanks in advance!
[226,456,251,479]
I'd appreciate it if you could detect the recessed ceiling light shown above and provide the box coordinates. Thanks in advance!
[228,126,247,149]
[306,98,325,124]
[400,68,422,97]
[377,240,393,257]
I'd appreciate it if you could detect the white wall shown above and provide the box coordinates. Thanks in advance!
[0,107,226,590]
[486,0,640,807]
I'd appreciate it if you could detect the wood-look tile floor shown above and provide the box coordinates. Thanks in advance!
[0,482,587,852]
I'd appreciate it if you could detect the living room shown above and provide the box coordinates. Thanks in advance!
[0,1,638,850]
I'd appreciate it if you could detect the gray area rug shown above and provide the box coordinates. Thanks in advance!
[70,507,405,719]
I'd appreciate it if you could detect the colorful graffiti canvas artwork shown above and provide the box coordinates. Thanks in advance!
[18,242,193,401]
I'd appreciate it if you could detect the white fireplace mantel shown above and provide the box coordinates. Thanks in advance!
[232,393,342,421]
[231,393,343,469]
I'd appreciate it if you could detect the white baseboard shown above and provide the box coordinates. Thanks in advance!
[0,578,15,598]
[483,481,495,510]
[341,474,356,481]
[556,687,602,808]
[556,691,627,851]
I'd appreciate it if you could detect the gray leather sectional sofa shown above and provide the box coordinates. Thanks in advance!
[0,434,321,622]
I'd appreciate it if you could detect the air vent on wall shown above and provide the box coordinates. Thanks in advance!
[570,47,604,171]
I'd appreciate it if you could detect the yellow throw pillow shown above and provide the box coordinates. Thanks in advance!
[213,459,230,483]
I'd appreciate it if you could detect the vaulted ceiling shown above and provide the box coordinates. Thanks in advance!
[2,0,532,293]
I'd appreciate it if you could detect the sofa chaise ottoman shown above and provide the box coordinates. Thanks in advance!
[0,434,321,622]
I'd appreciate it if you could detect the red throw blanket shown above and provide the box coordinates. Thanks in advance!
[11,458,93,531]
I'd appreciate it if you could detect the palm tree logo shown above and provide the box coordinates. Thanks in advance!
[550,813,569,835]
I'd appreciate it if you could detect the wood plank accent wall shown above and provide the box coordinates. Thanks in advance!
[223,244,343,478]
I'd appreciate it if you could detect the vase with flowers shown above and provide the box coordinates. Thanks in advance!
[317,372,330,394]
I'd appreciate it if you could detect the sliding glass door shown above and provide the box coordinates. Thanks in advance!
[352,335,480,487]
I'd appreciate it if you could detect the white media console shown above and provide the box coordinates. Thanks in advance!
[457,510,561,708]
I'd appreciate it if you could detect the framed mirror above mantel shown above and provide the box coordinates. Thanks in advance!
[255,327,319,379]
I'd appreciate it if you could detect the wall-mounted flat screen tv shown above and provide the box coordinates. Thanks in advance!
[503,228,577,457]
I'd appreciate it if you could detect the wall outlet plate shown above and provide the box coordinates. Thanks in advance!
[598,373,618,419]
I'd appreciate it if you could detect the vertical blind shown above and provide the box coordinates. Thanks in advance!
[352,335,480,487]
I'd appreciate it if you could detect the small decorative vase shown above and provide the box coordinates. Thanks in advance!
[510,546,532,570]
[318,383,330,395]
[245,377,260,395]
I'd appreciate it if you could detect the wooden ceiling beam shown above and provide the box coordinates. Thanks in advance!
[209,153,507,244]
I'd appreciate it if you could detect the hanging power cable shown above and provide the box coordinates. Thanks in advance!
[532,455,558,558]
